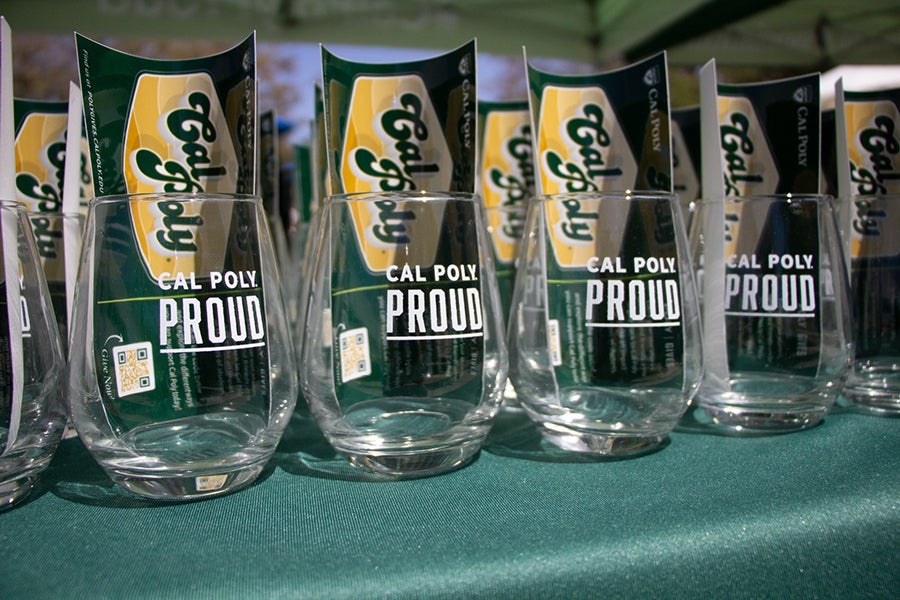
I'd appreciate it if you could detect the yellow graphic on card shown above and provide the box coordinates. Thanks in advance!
[341,75,452,193]
[844,99,900,196]
[30,214,66,281]
[718,96,778,198]
[480,109,532,209]
[718,96,778,257]
[349,197,445,273]
[543,196,601,269]
[14,113,67,213]
[123,73,238,194]
[486,207,525,264]
[849,196,900,258]
[131,198,234,282]
[536,86,637,195]
[482,109,531,263]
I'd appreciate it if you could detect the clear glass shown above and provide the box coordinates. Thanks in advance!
[0,201,66,509]
[507,192,703,457]
[285,216,312,331]
[290,207,322,363]
[484,203,527,408]
[841,194,900,415]
[67,193,297,500]
[694,194,852,432]
[300,191,508,478]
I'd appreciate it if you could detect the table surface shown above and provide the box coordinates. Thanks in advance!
[1,404,898,599]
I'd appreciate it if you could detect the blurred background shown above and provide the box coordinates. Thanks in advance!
[5,0,900,146]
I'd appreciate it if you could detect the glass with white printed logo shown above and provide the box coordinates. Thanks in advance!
[507,192,702,457]
[300,191,508,478]
[0,201,66,509]
[694,194,852,432]
[840,194,900,415]
[67,193,297,500]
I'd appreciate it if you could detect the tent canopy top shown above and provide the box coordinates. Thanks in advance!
[3,0,899,69]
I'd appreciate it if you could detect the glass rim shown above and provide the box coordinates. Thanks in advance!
[24,208,86,218]
[695,193,832,205]
[90,192,262,205]
[323,190,480,204]
[0,200,26,210]
[535,191,677,202]
[848,193,900,200]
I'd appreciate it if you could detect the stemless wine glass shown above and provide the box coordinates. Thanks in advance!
[0,200,66,509]
[300,191,508,478]
[507,191,703,457]
[694,194,852,432]
[841,193,900,415]
[67,193,296,500]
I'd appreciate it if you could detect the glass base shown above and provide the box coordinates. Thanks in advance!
[694,401,828,434]
[0,473,39,510]
[695,372,837,434]
[340,442,480,479]
[105,463,265,501]
[500,381,523,411]
[536,422,667,457]
[840,387,900,416]
[324,396,496,478]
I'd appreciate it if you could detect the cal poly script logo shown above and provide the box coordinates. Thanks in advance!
[340,75,450,272]
[350,197,446,273]
[149,200,202,252]
[30,215,64,277]
[366,199,416,245]
[850,194,900,258]
[537,86,638,195]
[342,75,452,193]
[845,100,900,258]
[14,112,67,213]
[481,110,532,262]
[482,112,533,209]
[718,96,778,198]
[847,100,900,196]
[542,195,604,269]
[488,131,533,206]
[124,73,238,194]
[130,199,234,282]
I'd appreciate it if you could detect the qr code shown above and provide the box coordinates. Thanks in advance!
[113,341,156,397]
[548,319,562,366]
[339,327,371,383]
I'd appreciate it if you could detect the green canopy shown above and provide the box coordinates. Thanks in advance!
[3,0,899,68]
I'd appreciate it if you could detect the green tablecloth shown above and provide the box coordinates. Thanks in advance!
[2,406,898,599]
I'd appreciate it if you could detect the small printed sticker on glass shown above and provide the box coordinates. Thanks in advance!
[339,327,371,382]
[196,474,227,491]
[548,319,563,366]
[112,341,156,397]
